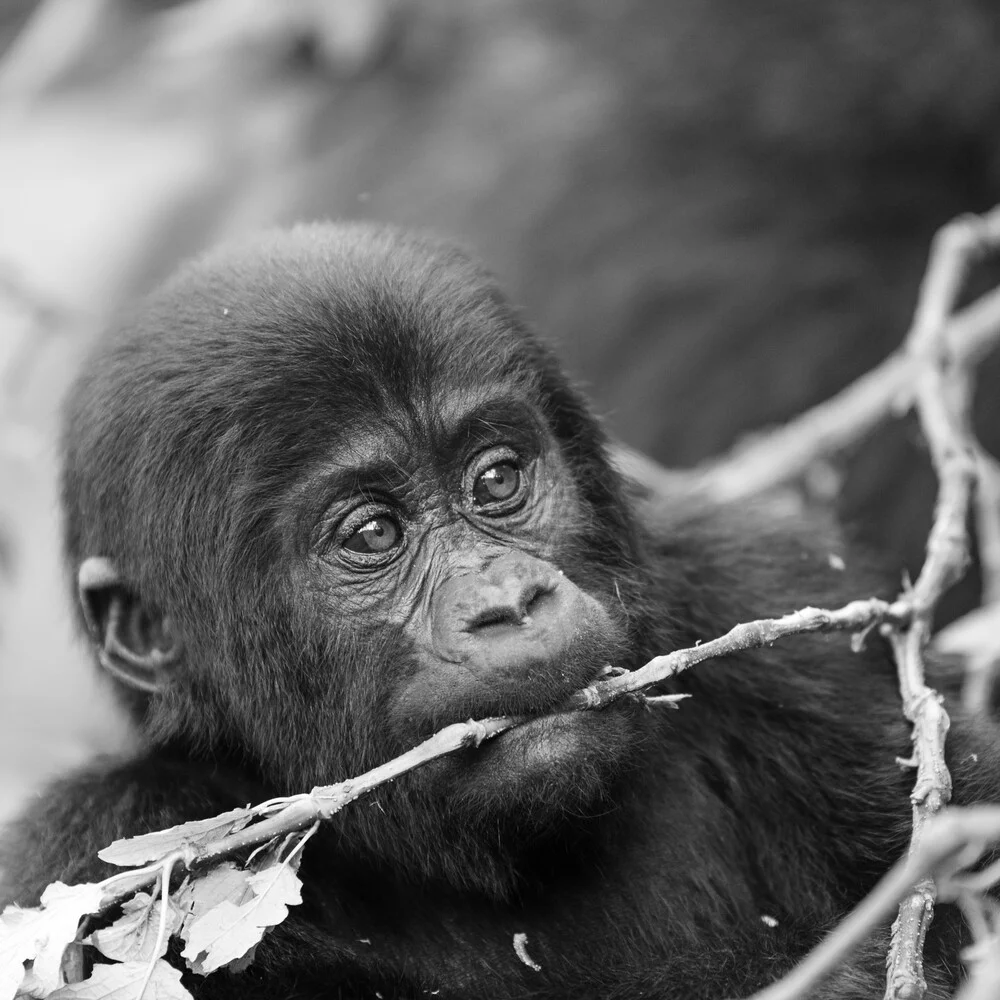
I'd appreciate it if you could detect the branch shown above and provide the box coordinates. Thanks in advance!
[747,806,1000,1000]
[619,206,1000,1000]
[566,598,909,709]
[614,206,1000,1000]
[94,716,519,910]
[614,282,1000,511]
[882,209,1000,1000]
[91,597,911,911]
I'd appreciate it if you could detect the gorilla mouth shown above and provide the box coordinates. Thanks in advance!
[393,660,615,750]
[463,661,612,727]
[456,682,640,785]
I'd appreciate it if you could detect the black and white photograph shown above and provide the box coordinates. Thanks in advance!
[1,2,1000,998]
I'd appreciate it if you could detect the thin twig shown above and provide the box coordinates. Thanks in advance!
[747,807,1000,1000]
[94,716,520,909]
[567,598,910,709]
[613,243,1000,509]
[91,597,911,912]
[883,209,1000,1000]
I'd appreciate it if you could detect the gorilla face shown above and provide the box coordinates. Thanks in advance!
[65,224,648,863]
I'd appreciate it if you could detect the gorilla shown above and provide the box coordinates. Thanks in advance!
[1,224,998,999]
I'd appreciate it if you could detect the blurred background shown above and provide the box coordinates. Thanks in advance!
[1,0,999,821]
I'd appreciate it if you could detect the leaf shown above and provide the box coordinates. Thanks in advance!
[48,960,192,999]
[0,882,104,1000]
[174,865,254,928]
[0,909,38,1000]
[15,962,46,999]
[99,809,253,867]
[85,893,182,964]
[180,861,302,975]
[225,944,257,974]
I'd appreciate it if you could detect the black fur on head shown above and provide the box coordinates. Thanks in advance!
[60,224,649,886]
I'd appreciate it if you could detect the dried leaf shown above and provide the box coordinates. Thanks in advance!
[98,809,253,867]
[48,960,192,999]
[180,862,302,975]
[0,882,104,1000]
[85,893,182,964]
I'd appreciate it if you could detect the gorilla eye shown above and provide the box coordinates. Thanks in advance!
[343,515,401,555]
[473,462,521,506]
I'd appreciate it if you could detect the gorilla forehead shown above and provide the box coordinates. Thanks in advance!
[69,226,544,474]
[112,223,535,440]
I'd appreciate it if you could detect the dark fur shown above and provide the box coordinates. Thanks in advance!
[2,224,998,999]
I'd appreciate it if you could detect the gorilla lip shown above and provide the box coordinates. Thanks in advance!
[473,664,619,733]
[494,662,614,722]
[414,663,612,745]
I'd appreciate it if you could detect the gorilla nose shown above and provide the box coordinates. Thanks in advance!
[465,575,555,631]
[431,554,562,657]
[464,555,559,631]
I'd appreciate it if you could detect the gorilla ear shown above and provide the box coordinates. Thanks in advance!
[77,557,183,693]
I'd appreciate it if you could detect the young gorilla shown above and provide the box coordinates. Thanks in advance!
[2,224,998,999]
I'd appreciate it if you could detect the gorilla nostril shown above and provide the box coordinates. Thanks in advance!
[464,574,559,632]
[521,581,554,618]
[468,604,523,631]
